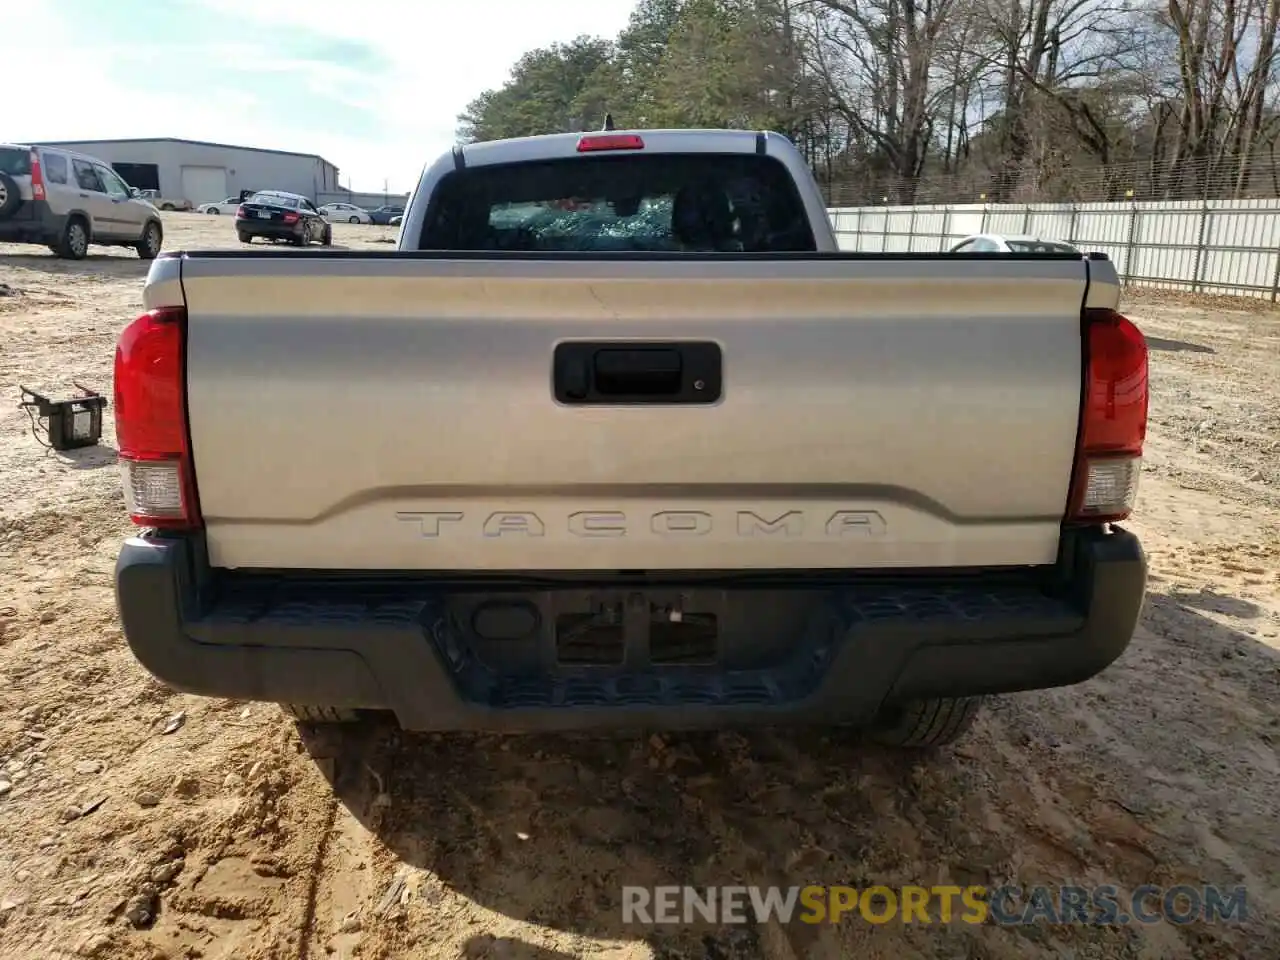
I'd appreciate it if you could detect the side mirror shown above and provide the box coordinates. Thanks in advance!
[129,187,141,198]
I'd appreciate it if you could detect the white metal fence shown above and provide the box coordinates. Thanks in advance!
[827,199,1280,300]
[315,189,411,210]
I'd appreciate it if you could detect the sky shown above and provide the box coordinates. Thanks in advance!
[10,0,638,193]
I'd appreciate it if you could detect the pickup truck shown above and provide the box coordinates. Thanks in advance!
[135,189,193,212]
[112,128,1149,748]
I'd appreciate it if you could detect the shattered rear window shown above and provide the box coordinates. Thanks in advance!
[419,153,817,253]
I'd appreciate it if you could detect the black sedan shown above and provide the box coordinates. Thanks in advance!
[369,204,404,225]
[235,191,332,246]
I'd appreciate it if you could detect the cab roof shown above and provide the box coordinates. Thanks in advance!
[457,129,777,170]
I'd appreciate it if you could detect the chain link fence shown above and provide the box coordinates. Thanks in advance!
[827,198,1280,300]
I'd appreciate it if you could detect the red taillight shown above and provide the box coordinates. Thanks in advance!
[1067,308,1148,523]
[30,150,45,201]
[577,134,645,153]
[282,211,299,224]
[235,205,247,218]
[114,307,201,530]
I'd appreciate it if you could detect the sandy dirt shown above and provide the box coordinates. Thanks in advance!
[1,214,1278,959]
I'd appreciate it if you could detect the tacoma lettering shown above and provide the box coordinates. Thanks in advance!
[397,509,887,538]
[482,512,545,538]
[825,510,888,537]
[651,510,713,537]
[567,511,626,537]
[393,511,463,537]
[737,510,804,537]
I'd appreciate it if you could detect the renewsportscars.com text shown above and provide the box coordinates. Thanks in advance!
[621,884,1249,926]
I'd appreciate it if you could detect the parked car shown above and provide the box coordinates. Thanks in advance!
[197,197,245,215]
[0,142,164,260]
[235,190,332,245]
[113,128,1147,751]
[319,202,372,224]
[369,205,405,225]
[389,214,402,226]
[136,189,193,212]
[949,234,1080,254]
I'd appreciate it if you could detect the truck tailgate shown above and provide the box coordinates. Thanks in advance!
[175,254,1092,571]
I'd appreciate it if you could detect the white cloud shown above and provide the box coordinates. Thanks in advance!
[9,0,637,191]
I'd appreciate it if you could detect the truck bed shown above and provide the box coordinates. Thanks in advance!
[157,250,1109,573]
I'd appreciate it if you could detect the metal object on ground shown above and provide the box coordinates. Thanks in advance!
[18,383,107,450]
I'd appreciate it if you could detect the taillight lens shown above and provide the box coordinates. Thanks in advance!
[1067,308,1148,523]
[30,150,45,200]
[235,205,247,218]
[114,307,201,530]
[282,211,299,224]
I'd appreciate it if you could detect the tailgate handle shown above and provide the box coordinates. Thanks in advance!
[553,341,722,405]
[594,348,681,395]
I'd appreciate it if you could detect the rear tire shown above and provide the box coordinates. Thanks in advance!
[55,216,89,260]
[0,172,21,220]
[238,232,251,244]
[207,207,220,215]
[322,225,333,246]
[285,705,360,724]
[867,696,983,748]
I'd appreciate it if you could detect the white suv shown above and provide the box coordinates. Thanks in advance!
[0,143,164,260]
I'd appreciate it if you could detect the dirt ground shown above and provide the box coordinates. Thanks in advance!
[1,214,1277,960]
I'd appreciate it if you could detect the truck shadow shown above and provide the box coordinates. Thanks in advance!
[0,251,150,280]
[1145,335,1216,354]
[308,590,1276,955]
[1162,588,1263,619]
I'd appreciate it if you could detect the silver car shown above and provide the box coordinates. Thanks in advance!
[0,142,164,260]
[949,233,1080,254]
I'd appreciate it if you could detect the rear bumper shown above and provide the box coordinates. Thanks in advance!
[0,200,63,243]
[115,528,1146,732]
[236,219,305,239]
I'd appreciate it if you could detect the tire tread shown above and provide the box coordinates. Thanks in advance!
[869,696,983,748]
[284,705,359,724]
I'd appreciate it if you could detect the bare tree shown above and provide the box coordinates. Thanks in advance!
[801,0,967,201]
[1145,0,1280,196]
[966,0,1146,198]
[457,0,1280,205]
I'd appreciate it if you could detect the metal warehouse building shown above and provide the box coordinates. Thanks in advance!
[33,137,341,206]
